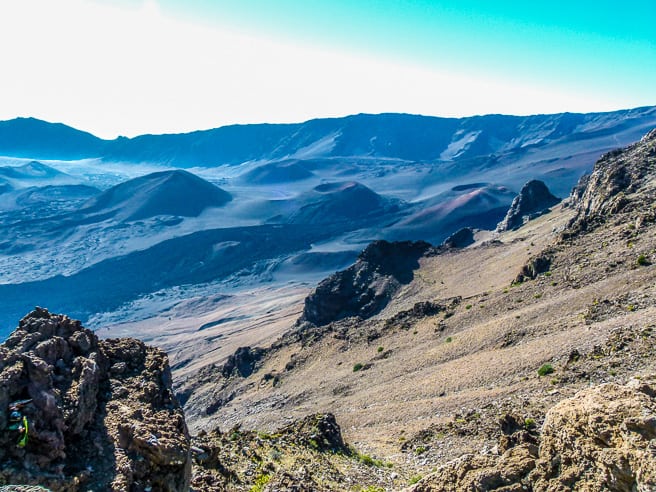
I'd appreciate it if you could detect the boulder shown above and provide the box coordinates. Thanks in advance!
[407,376,656,491]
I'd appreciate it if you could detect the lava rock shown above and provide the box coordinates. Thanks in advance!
[0,308,191,491]
[497,180,560,232]
[299,240,432,326]
[441,227,475,248]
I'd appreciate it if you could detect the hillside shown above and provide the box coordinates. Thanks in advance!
[175,129,656,489]
[79,169,232,221]
[1,129,655,491]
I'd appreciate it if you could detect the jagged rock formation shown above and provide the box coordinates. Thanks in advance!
[299,240,433,326]
[567,128,656,234]
[513,253,552,284]
[220,346,265,378]
[407,376,656,491]
[0,308,190,491]
[441,227,475,248]
[496,180,560,232]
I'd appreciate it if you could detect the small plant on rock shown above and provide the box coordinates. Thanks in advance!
[353,363,363,372]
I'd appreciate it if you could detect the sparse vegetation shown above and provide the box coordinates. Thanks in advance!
[354,450,384,467]
[353,363,363,372]
[445,336,452,343]
[538,363,554,377]
[415,446,427,455]
[377,346,384,353]
[358,486,385,492]
[409,475,423,485]
[637,254,650,266]
[465,304,473,309]
[524,418,536,430]
[249,473,271,492]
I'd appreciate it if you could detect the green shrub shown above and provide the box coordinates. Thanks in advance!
[377,346,384,353]
[357,452,383,467]
[465,304,473,310]
[445,336,452,343]
[415,446,427,455]
[353,363,363,372]
[537,363,554,377]
[249,473,271,492]
[524,418,536,430]
[409,475,423,485]
[637,254,650,266]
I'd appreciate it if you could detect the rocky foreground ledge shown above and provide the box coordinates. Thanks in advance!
[0,308,190,491]
[407,375,656,491]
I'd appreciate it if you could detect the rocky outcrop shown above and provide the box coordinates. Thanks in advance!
[496,180,560,232]
[298,240,432,326]
[0,308,190,491]
[220,346,266,378]
[567,128,656,234]
[441,227,475,248]
[513,253,552,284]
[407,376,656,491]
[191,413,395,491]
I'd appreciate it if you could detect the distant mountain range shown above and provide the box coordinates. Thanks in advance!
[2,107,655,166]
[0,107,655,336]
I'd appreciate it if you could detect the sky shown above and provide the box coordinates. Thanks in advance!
[0,0,654,139]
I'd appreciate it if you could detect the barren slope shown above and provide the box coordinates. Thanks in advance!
[178,130,656,488]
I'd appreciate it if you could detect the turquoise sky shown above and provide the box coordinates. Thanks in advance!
[166,0,656,100]
[1,0,654,138]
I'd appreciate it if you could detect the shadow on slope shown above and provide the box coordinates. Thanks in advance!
[0,224,337,338]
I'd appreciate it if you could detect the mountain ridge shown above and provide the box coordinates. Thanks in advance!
[1,107,654,167]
